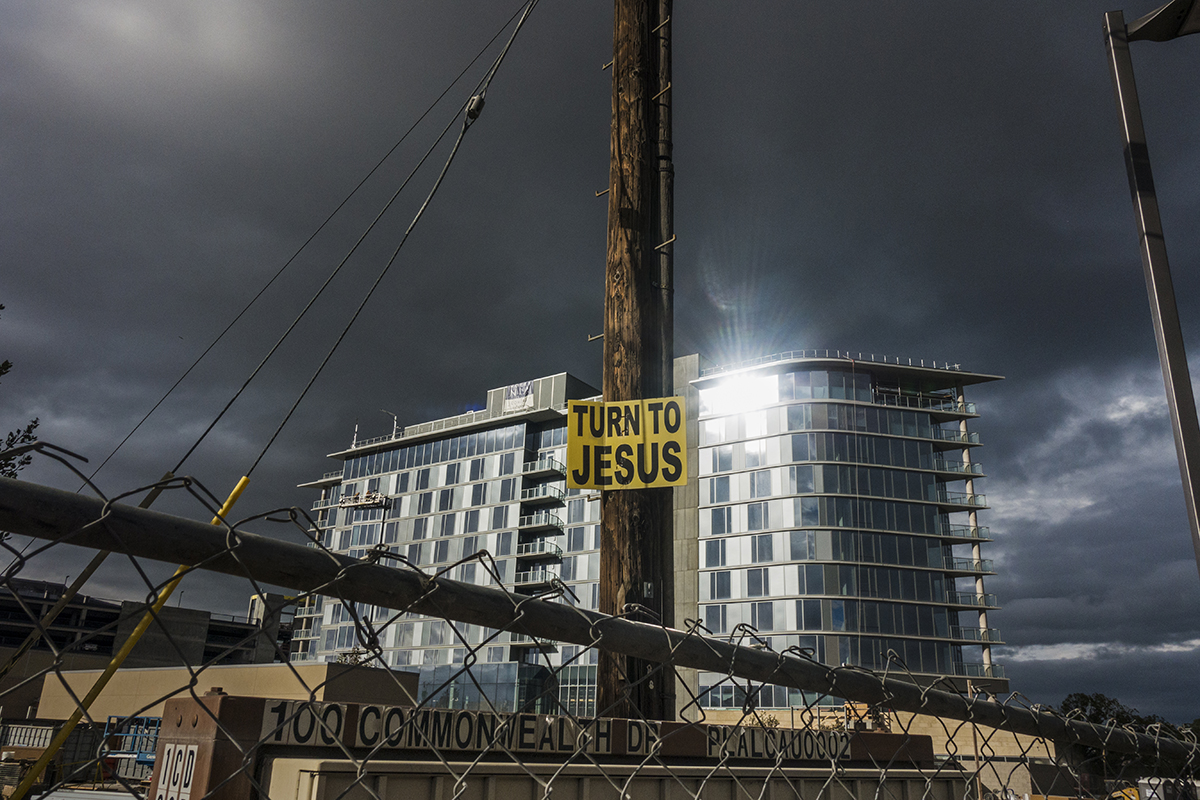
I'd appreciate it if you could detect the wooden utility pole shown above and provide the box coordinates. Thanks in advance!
[598,0,674,721]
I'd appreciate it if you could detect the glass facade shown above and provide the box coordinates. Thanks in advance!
[694,362,1003,708]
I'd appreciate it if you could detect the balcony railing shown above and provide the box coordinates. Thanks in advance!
[523,457,566,477]
[936,490,987,508]
[509,633,557,647]
[520,484,565,503]
[946,591,999,608]
[952,662,1007,679]
[931,429,981,445]
[518,512,565,532]
[874,393,977,415]
[942,525,990,541]
[516,539,563,558]
[311,498,339,511]
[943,557,994,573]
[513,569,556,586]
[932,459,984,475]
[949,626,1004,643]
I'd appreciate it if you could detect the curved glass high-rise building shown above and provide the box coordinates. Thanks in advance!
[690,353,1004,708]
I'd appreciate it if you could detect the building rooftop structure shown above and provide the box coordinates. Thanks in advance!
[296,351,1005,716]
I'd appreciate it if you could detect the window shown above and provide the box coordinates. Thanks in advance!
[407,542,425,564]
[567,527,587,552]
[417,492,433,515]
[459,563,477,584]
[461,536,478,557]
[703,419,726,444]
[437,489,453,511]
[751,533,773,563]
[747,568,769,597]
[445,463,460,485]
[434,539,449,562]
[798,599,822,630]
[751,601,774,631]
[744,411,767,438]
[439,513,456,537]
[747,502,769,532]
[710,571,731,599]
[567,498,585,523]
[712,446,733,473]
[395,472,410,494]
[790,464,814,494]
[711,507,732,536]
[470,458,484,481]
[492,506,508,530]
[790,530,814,560]
[709,476,730,504]
[745,440,766,468]
[705,605,728,634]
[417,469,430,490]
[497,531,513,556]
[465,509,480,533]
[412,518,428,540]
[500,479,516,503]
[705,539,726,568]
[500,452,516,475]
[471,483,486,506]
[750,470,772,498]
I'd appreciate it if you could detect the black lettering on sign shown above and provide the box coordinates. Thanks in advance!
[318,704,343,746]
[266,701,288,743]
[613,444,634,485]
[293,705,316,744]
[384,707,406,746]
[454,712,474,749]
[594,445,612,487]
[661,440,683,482]
[664,399,681,433]
[636,442,658,483]
[358,706,381,748]
[607,405,623,438]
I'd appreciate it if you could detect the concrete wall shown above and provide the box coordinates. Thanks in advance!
[672,354,703,721]
[263,758,964,800]
[36,662,419,721]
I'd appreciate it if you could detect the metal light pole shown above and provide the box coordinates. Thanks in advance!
[1104,0,1200,581]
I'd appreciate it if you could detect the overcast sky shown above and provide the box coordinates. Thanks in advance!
[3,1,1200,721]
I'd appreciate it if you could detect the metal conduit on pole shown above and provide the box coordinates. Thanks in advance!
[1104,2,1200,582]
[1,476,1197,764]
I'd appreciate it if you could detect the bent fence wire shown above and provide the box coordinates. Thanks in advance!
[0,460,1196,800]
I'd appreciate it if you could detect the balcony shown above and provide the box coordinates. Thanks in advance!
[520,484,565,505]
[873,393,977,416]
[931,429,981,446]
[509,632,558,649]
[946,591,1000,608]
[943,557,994,574]
[516,539,563,559]
[518,512,565,533]
[949,626,1004,643]
[935,490,988,509]
[931,459,984,476]
[311,498,339,511]
[942,525,991,542]
[951,662,1007,679]
[513,569,556,588]
[523,457,566,479]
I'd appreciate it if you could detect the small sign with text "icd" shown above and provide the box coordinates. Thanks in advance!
[566,397,687,490]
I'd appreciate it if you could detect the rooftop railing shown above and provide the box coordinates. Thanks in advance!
[873,393,977,415]
[699,350,967,378]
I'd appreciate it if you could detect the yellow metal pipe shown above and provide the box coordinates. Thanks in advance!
[11,475,249,800]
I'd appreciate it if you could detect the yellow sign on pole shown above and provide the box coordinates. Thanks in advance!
[566,396,687,490]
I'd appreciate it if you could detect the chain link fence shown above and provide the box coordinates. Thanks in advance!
[0,454,1196,800]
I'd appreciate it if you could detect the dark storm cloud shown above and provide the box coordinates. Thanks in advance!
[3,1,1199,719]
